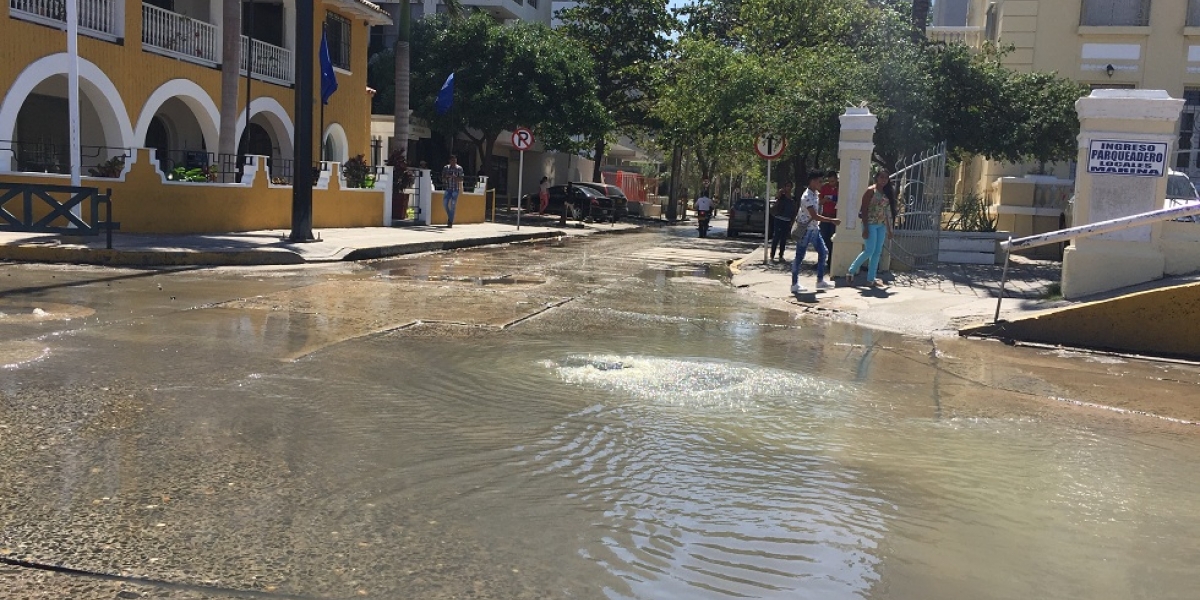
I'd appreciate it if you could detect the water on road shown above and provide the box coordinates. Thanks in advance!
[2,230,1199,599]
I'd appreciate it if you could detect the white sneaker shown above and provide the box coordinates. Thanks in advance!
[816,280,833,290]
[790,284,806,293]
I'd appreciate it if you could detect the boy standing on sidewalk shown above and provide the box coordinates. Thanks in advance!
[791,170,842,293]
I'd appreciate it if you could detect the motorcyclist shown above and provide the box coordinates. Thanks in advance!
[695,192,714,238]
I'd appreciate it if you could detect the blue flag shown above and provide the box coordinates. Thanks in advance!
[319,30,338,105]
[435,72,454,115]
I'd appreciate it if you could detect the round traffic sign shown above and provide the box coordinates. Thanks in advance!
[755,133,786,160]
[512,127,535,151]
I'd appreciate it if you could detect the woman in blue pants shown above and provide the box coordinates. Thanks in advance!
[846,169,895,288]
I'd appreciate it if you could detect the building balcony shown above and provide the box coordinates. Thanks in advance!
[9,0,121,41]
[926,25,984,48]
[140,2,293,86]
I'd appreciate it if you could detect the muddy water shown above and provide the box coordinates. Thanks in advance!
[2,234,1200,599]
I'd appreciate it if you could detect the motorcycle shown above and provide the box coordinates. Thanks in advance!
[697,208,713,238]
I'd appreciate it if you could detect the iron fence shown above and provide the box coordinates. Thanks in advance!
[0,140,133,176]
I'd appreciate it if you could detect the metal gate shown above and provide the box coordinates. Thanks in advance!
[889,141,948,269]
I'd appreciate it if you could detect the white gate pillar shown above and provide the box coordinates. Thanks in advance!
[830,106,878,277]
[1062,90,1184,299]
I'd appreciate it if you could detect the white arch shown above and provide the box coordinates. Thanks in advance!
[134,79,219,152]
[234,96,294,160]
[322,122,349,163]
[0,53,135,171]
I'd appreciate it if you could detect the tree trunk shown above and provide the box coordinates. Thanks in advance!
[218,0,242,163]
[912,0,931,40]
[591,138,606,182]
[391,2,411,154]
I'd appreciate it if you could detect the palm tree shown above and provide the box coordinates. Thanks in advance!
[218,0,242,168]
[912,0,931,39]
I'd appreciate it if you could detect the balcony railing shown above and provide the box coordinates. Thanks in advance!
[242,35,294,86]
[141,3,218,64]
[926,26,984,48]
[9,0,119,40]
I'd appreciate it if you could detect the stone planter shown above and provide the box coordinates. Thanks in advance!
[938,231,1012,265]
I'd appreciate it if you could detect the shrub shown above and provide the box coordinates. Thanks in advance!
[385,149,416,191]
[168,165,216,182]
[87,156,125,178]
[945,193,997,232]
[342,155,373,189]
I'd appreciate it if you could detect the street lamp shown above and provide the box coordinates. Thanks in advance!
[289,0,316,242]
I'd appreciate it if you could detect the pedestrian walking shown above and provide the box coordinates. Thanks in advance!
[791,171,841,293]
[538,176,550,214]
[818,170,839,271]
[845,168,896,288]
[770,182,797,261]
[441,154,464,228]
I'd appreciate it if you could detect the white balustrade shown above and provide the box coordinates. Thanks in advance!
[926,26,984,48]
[10,0,118,38]
[241,35,294,85]
[141,3,218,64]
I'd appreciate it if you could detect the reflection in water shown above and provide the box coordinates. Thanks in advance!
[2,234,1200,599]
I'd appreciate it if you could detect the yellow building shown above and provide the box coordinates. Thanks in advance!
[931,0,1200,180]
[0,0,390,179]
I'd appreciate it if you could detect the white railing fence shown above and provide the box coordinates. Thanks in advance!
[141,3,218,64]
[926,26,984,48]
[10,0,119,38]
[241,35,294,85]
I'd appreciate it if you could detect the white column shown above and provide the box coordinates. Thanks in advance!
[829,106,878,277]
[1061,89,1184,299]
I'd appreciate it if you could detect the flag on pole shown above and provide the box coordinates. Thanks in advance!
[435,72,455,115]
[319,29,338,105]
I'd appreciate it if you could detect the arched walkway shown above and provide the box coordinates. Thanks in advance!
[234,96,294,161]
[133,79,220,160]
[0,54,134,173]
[322,123,349,163]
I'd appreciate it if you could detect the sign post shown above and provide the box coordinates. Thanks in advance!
[512,127,534,230]
[755,133,786,264]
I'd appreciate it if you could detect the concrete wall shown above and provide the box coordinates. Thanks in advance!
[972,281,1200,360]
[0,149,387,233]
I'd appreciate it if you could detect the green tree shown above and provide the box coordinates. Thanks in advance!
[409,14,608,175]
[557,0,675,182]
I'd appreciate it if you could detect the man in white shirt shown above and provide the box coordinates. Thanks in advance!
[694,193,714,238]
[791,170,841,293]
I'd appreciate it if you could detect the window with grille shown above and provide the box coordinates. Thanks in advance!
[1080,0,1150,26]
[1189,0,1200,26]
[325,12,351,71]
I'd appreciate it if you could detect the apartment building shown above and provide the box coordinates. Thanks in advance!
[930,0,1200,179]
[1,0,391,179]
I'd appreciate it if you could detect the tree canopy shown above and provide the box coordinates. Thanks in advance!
[397,13,607,172]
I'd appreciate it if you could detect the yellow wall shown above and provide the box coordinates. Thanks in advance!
[0,150,384,233]
[429,191,488,225]
[0,1,377,157]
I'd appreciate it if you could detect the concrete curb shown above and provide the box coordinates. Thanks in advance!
[341,231,564,261]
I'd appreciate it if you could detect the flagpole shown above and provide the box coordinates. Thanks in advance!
[319,24,325,161]
[242,0,254,182]
[67,0,80,189]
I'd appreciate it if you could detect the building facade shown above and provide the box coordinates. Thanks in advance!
[1,0,391,180]
[930,0,1200,179]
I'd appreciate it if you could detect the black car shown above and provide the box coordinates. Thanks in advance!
[572,182,629,220]
[726,197,769,238]
[522,184,617,221]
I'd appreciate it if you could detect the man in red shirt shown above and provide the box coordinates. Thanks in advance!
[818,170,839,272]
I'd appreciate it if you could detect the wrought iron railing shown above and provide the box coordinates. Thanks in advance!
[9,0,119,38]
[0,140,132,175]
[141,3,218,64]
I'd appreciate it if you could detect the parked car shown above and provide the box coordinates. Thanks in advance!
[521,184,615,221]
[1166,169,1200,222]
[573,182,629,220]
[726,197,768,238]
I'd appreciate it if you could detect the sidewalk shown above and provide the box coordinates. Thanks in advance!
[0,220,642,267]
[731,250,1065,336]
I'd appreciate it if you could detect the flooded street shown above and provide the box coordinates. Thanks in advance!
[3,229,1200,599]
